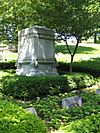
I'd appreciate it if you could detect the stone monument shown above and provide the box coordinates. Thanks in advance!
[26,107,38,117]
[96,89,100,94]
[62,96,82,109]
[16,26,58,76]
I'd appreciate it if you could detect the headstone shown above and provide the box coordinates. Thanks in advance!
[0,54,3,61]
[62,96,82,109]
[26,107,38,117]
[16,26,58,76]
[96,89,100,94]
[8,44,16,51]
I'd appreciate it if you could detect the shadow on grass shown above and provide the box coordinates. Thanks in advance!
[74,57,100,71]
[3,69,16,74]
[55,45,97,54]
[58,57,100,77]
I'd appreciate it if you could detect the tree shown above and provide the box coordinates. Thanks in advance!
[0,0,100,71]
[33,0,100,72]
[0,0,34,47]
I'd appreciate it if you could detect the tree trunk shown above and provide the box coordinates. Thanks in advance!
[94,32,97,43]
[65,36,80,73]
[69,54,74,73]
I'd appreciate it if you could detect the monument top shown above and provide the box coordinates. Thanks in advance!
[18,26,54,38]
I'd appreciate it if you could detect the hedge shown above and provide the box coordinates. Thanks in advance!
[57,62,100,77]
[0,61,100,77]
[0,61,16,69]
[0,99,47,133]
[0,72,95,100]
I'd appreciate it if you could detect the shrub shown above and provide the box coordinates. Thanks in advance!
[0,61,16,70]
[0,72,95,100]
[0,99,47,133]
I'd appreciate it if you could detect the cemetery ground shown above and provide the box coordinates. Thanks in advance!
[1,41,100,71]
[0,41,100,133]
[55,42,100,71]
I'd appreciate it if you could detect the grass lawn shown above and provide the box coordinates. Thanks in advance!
[55,42,100,62]
[0,43,18,61]
[55,42,100,71]
[0,41,100,70]
[1,51,18,61]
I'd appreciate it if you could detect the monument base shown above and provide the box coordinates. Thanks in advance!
[16,62,58,76]
[16,63,38,76]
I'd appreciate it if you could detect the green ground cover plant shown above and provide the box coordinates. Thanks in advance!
[0,85,99,133]
[31,90,100,131]
[55,113,100,133]
[0,98,47,133]
[0,70,99,132]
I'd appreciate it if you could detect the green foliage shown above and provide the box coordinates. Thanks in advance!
[0,72,95,100]
[0,69,99,132]
[32,91,100,130]
[0,61,16,69]
[0,0,33,44]
[0,99,47,133]
[59,113,100,133]
[0,0,100,44]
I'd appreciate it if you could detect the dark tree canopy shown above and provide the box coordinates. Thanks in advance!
[0,0,100,44]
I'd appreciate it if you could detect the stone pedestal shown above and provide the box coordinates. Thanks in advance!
[16,26,58,76]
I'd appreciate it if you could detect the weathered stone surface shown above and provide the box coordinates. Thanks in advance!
[0,54,3,61]
[96,89,100,94]
[26,107,38,117]
[16,26,58,76]
[8,44,16,51]
[62,96,82,109]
